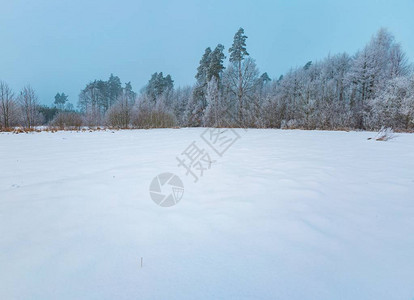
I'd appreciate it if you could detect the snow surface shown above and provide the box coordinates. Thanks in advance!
[0,128,413,299]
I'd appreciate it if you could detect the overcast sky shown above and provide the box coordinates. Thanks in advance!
[1,0,413,105]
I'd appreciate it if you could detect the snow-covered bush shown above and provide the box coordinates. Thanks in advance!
[105,100,132,129]
[51,112,83,130]
[285,119,299,129]
[132,109,176,128]
[131,99,176,129]
[375,126,395,141]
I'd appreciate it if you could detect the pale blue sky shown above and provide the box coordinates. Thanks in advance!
[1,0,413,105]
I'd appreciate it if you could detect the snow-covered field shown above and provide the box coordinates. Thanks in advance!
[1,128,413,300]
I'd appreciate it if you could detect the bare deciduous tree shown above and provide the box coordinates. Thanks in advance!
[18,85,42,129]
[105,92,134,129]
[0,81,18,129]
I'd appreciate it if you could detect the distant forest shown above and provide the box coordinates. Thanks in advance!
[1,28,413,131]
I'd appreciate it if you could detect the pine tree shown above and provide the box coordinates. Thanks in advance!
[207,44,226,83]
[107,74,122,107]
[303,61,312,70]
[195,47,212,85]
[124,82,136,105]
[54,92,68,110]
[145,72,174,104]
[229,28,249,124]
[229,28,249,63]
[189,47,217,126]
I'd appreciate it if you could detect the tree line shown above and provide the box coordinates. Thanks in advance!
[1,27,413,131]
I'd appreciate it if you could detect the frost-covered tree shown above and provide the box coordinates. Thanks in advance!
[171,86,192,126]
[132,94,176,128]
[207,44,226,83]
[203,78,226,127]
[105,81,136,128]
[223,57,260,126]
[256,72,271,99]
[187,45,226,126]
[303,61,312,70]
[347,28,409,128]
[188,47,212,126]
[78,81,104,126]
[124,81,136,105]
[48,27,414,131]
[195,47,212,85]
[229,27,250,123]
[367,76,414,129]
[107,74,123,107]
[229,28,249,63]
[54,92,68,110]
[144,72,174,104]
[78,76,135,127]
[18,85,42,128]
[0,81,18,128]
